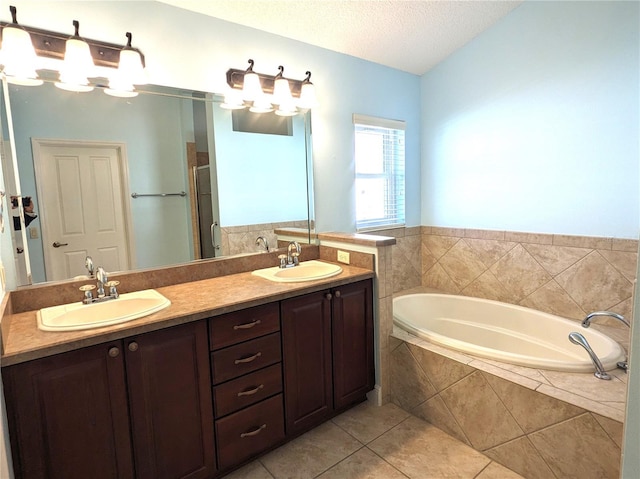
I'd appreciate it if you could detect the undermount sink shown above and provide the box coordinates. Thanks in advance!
[252,260,343,283]
[37,289,171,332]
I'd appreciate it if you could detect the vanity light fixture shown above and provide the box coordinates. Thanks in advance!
[225,60,317,115]
[54,20,96,92]
[0,6,43,86]
[0,5,147,96]
[242,59,262,102]
[298,71,318,109]
[105,32,146,98]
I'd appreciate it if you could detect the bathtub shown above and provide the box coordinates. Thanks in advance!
[393,293,626,372]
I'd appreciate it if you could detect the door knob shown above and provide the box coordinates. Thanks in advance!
[52,241,69,248]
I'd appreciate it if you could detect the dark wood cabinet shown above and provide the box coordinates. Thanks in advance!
[209,306,285,473]
[3,321,215,479]
[3,342,134,479]
[281,290,334,435]
[125,321,215,479]
[281,279,374,436]
[3,276,374,479]
[332,280,375,409]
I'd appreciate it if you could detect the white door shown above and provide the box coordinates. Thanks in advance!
[33,139,133,281]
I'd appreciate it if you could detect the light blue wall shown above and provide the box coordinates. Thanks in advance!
[421,0,639,238]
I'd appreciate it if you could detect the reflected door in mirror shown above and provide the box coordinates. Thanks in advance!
[32,139,132,281]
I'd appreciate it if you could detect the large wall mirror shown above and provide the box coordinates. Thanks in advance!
[1,77,314,287]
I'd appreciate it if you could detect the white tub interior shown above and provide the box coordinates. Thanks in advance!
[393,293,626,372]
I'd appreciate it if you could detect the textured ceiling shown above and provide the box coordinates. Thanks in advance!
[156,0,523,75]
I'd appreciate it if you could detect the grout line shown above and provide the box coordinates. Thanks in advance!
[364,445,412,479]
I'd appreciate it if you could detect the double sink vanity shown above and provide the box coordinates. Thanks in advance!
[1,245,376,479]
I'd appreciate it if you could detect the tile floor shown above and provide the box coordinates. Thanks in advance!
[224,401,525,479]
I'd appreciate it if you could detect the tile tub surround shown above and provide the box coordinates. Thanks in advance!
[374,225,638,329]
[420,226,638,328]
[390,327,626,479]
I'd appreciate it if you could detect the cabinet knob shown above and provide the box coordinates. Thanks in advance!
[325,293,332,301]
[128,342,139,352]
[108,347,120,358]
[335,290,341,298]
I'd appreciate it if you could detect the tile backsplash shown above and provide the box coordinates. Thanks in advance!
[383,226,638,327]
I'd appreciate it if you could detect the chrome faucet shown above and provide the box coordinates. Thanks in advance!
[568,332,611,380]
[85,255,94,277]
[255,236,270,253]
[582,311,630,328]
[96,267,108,297]
[80,266,120,304]
[287,241,301,266]
[582,311,630,371]
[278,241,301,268]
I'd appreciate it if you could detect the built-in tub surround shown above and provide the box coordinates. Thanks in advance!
[390,312,627,479]
[376,226,637,328]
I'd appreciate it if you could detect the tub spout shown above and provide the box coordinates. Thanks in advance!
[582,311,630,329]
[568,332,611,380]
[582,311,629,371]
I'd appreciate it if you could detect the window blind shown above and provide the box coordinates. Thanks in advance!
[353,114,406,231]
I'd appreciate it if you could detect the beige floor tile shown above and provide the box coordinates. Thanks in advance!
[411,395,471,446]
[224,460,275,479]
[316,447,408,479]
[260,421,363,479]
[475,462,526,479]
[331,402,410,444]
[368,416,490,478]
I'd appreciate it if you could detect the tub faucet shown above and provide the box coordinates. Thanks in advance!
[568,332,611,380]
[582,311,630,328]
[582,311,629,371]
[255,236,269,253]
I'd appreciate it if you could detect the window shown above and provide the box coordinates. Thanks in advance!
[353,114,405,231]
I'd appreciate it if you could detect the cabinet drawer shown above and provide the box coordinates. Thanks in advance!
[209,302,280,351]
[216,394,285,471]
[211,333,281,384]
[213,364,282,418]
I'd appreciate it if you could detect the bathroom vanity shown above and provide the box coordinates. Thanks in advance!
[1,264,374,479]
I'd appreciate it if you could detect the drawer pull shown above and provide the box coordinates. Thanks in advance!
[234,352,262,365]
[240,424,267,438]
[233,319,262,330]
[237,384,265,397]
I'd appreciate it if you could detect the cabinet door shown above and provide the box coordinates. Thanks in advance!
[281,290,333,435]
[332,279,375,409]
[125,321,216,479]
[2,342,134,479]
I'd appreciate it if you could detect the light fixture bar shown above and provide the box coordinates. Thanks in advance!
[226,67,303,98]
[0,21,145,69]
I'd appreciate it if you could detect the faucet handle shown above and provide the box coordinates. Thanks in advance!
[278,254,287,268]
[79,284,96,303]
[291,251,300,266]
[105,280,120,299]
